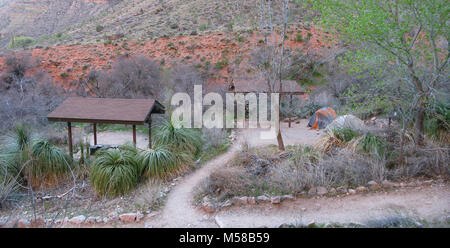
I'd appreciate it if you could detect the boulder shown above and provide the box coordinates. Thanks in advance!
[119,213,137,223]
[69,215,86,225]
[348,189,356,195]
[326,115,366,134]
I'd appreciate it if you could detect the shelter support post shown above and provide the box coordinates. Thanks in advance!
[148,115,152,149]
[67,122,73,158]
[132,125,137,146]
[288,94,293,128]
[93,123,97,145]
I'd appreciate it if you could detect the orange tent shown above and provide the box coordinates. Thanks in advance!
[307,107,337,130]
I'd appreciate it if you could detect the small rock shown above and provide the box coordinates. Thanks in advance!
[119,213,137,223]
[316,187,328,196]
[281,195,295,201]
[356,186,367,192]
[367,181,379,190]
[348,189,356,194]
[234,196,248,205]
[17,219,30,228]
[301,208,307,211]
[271,196,281,204]
[102,217,110,223]
[202,202,216,213]
[248,197,257,205]
[336,186,347,194]
[421,180,433,186]
[400,182,406,188]
[308,187,317,195]
[86,217,97,224]
[144,222,152,228]
[256,196,270,203]
[30,216,45,227]
[382,180,395,188]
[69,215,86,225]
[329,188,337,195]
[221,200,233,208]
[136,212,144,222]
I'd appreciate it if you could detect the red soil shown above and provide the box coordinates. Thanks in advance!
[0,26,336,90]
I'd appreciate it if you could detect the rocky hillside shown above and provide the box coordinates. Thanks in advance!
[0,0,113,49]
[0,0,314,49]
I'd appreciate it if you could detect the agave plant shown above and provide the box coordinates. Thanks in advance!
[138,145,183,179]
[90,146,139,196]
[153,118,202,157]
[27,138,72,187]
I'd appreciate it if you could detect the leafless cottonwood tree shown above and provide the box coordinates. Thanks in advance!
[254,0,291,150]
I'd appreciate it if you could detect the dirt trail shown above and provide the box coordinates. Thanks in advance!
[213,184,450,227]
[150,135,244,228]
[82,125,449,227]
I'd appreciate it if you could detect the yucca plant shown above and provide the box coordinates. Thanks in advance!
[138,145,182,179]
[27,139,72,187]
[358,133,388,158]
[153,118,202,157]
[90,146,139,197]
[333,128,359,143]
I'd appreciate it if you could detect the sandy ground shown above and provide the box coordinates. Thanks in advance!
[87,131,150,150]
[242,119,324,147]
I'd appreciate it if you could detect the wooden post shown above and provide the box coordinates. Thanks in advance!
[67,122,73,158]
[148,115,152,149]
[132,125,137,146]
[288,94,293,128]
[93,123,97,145]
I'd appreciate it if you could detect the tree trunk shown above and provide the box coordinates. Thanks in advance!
[415,97,425,146]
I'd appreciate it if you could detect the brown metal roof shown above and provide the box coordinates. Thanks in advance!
[47,97,165,125]
[231,79,306,95]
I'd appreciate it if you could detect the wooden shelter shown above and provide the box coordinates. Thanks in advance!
[230,79,306,127]
[47,97,165,157]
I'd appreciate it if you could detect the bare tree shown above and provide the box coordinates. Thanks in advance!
[253,0,292,151]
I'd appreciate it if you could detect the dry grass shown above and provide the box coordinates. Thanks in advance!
[197,138,449,204]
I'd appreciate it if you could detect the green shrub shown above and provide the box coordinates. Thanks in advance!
[90,145,139,196]
[425,101,449,141]
[214,58,229,69]
[9,36,36,49]
[333,128,359,143]
[199,23,208,31]
[153,119,202,157]
[359,133,388,158]
[96,25,104,32]
[138,145,180,179]
[27,139,72,187]
[295,33,303,42]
